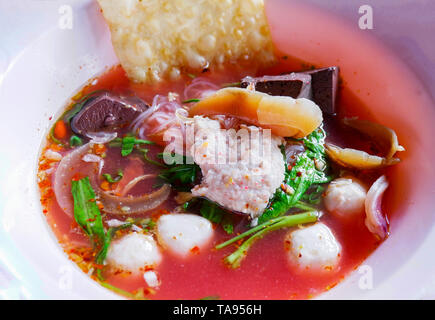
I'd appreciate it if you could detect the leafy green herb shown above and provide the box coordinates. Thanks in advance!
[156,152,186,164]
[158,153,233,233]
[182,200,192,211]
[187,73,196,79]
[301,185,325,204]
[182,198,234,234]
[138,218,156,231]
[158,155,200,191]
[108,137,122,148]
[293,200,317,212]
[95,222,132,267]
[257,127,331,224]
[137,148,166,168]
[121,136,155,156]
[71,177,132,280]
[199,295,220,300]
[221,215,234,235]
[182,98,200,103]
[71,177,105,245]
[69,135,83,147]
[63,90,103,123]
[63,103,84,123]
[200,200,233,234]
[221,81,241,88]
[200,200,223,223]
[107,134,154,154]
[217,211,318,268]
[102,170,123,183]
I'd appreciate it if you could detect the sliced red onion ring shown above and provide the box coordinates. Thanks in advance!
[82,153,104,176]
[54,142,170,217]
[198,89,218,99]
[131,94,184,141]
[53,143,94,216]
[364,175,390,239]
[130,94,168,133]
[120,174,157,196]
[86,131,118,144]
[285,143,305,165]
[183,77,219,100]
[94,182,171,215]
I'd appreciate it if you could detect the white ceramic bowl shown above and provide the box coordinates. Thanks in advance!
[0,0,434,299]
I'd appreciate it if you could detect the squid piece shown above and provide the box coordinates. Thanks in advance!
[325,143,399,170]
[365,175,390,240]
[188,87,323,138]
[343,118,404,159]
[325,118,404,170]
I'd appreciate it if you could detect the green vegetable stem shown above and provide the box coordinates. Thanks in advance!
[71,177,131,280]
[257,126,331,224]
[217,211,318,268]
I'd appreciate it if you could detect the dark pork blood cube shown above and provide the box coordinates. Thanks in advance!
[240,66,339,114]
[70,92,148,136]
[303,66,339,115]
[241,73,312,99]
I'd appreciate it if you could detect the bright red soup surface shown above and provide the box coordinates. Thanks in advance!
[38,58,389,300]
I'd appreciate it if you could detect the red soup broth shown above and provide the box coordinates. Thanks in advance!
[38,60,389,300]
